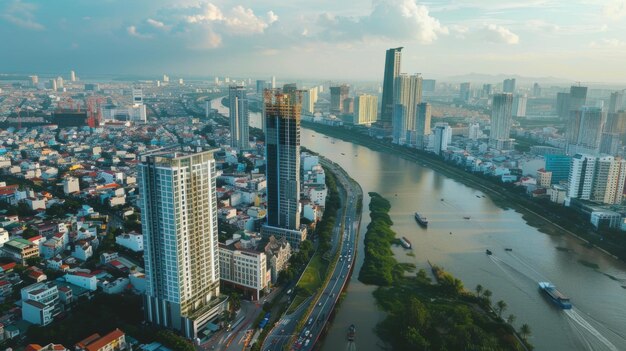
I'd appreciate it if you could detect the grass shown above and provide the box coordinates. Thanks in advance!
[287,254,327,314]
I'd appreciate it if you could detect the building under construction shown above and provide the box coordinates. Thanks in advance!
[46,109,90,127]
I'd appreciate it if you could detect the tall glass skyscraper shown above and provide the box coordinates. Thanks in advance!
[229,85,249,150]
[261,88,307,248]
[380,47,403,130]
[140,150,225,339]
[490,93,514,148]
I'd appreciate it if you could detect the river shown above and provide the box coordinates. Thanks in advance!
[212,98,626,350]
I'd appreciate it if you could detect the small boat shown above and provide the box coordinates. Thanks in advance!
[505,248,513,252]
[539,282,572,309]
[414,212,428,227]
[347,324,356,342]
[440,198,444,201]
[400,236,412,249]
[476,195,481,198]
[485,249,492,255]
[463,216,471,220]
[341,152,345,155]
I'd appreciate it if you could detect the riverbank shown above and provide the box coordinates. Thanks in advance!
[302,122,626,263]
[360,193,530,351]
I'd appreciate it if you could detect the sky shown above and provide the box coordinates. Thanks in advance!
[1,0,626,83]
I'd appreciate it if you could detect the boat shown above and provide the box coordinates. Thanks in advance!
[539,282,572,309]
[505,248,513,251]
[341,152,345,155]
[463,216,471,220]
[485,249,492,255]
[414,212,428,227]
[347,324,356,341]
[440,198,444,201]
[400,236,412,249]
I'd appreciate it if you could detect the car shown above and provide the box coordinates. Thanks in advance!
[304,330,310,337]
[348,264,351,268]
[318,302,322,306]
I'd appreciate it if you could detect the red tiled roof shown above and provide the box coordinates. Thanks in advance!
[83,329,125,351]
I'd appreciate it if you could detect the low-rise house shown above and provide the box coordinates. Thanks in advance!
[26,344,69,351]
[21,282,61,326]
[62,272,97,291]
[1,238,39,264]
[115,232,143,252]
[264,235,291,283]
[75,328,128,351]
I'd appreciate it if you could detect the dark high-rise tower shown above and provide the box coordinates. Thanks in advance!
[264,89,301,230]
[330,84,349,114]
[503,78,516,93]
[569,85,588,112]
[380,47,403,129]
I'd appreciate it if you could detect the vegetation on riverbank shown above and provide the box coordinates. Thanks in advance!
[302,121,626,262]
[358,193,531,350]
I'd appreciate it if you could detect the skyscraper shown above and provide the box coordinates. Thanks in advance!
[433,122,451,156]
[392,73,422,144]
[556,92,570,120]
[301,87,318,115]
[353,94,378,125]
[609,91,624,113]
[566,106,605,155]
[459,82,471,103]
[380,47,403,129]
[140,150,225,339]
[532,83,541,97]
[262,89,306,248]
[503,78,516,93]
[70,70,76,82]
[512,94,528,117]
[569,85,588,112]
[489,93,514,147]
[256,80,267,98]
[592,156,626,204]
[229,86,249,150]
[330,85,349,114]
[482,84,493,98]
[568,154,596,200]
[414,102,432,148]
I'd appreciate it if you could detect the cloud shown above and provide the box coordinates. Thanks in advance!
[317,0,448,44]
[127,25,152,39]
[1,0,44,30]
[478,24,519,44]
[604,0,626,20]
[590,38,626,49]
[147,18,167,29]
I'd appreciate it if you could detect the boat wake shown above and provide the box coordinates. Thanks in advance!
[345,342,356,351]
[565,309,619,351]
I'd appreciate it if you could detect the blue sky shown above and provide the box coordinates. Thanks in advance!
[2,0,626,83]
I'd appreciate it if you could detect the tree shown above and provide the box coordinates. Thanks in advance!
[482,289,492,304]
[475,284,483,297]
[519,324,532,340]
[26,256,43,267]
[506,314,516,325]
[496,300,507,318]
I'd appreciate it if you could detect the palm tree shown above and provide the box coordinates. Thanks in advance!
[475,284,483,297]
[496,300,508,318]
[520,324,532,340]
[506,314,516,325]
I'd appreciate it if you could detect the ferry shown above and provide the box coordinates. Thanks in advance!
[347,324,356,342]
[400,236,412,249]
[414,212,428,227]
[539,282,572,309]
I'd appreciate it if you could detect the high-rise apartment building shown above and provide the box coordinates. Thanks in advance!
[459,82,471,102]
[533,83,541,97]
[229,86,249,150]
[432,122,452,156]
[489,93,514,147]
[256,80,267,98]
[566,106,605,155]
[503,78,516,93]
[545,154,571,184]
[302,87,318,115]
[414,102,431,148]
[140,150,225,339]
[556,92,570,120]
[512,94,528,117]
[609,91,624,113]
[592,156,626,204]
[569,85,588,112]
[482,84,493,98]
[568,154,596,200]
[380,47,403,129]
[70,70,76,82]
[353,94,378,125]
[468,122,481,140]
[392,73,422,144]
[330,85,349,114]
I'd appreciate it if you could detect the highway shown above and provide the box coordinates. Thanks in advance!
[263,158,362,351]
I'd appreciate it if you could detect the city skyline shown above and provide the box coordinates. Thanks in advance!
[2,1,626,83]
